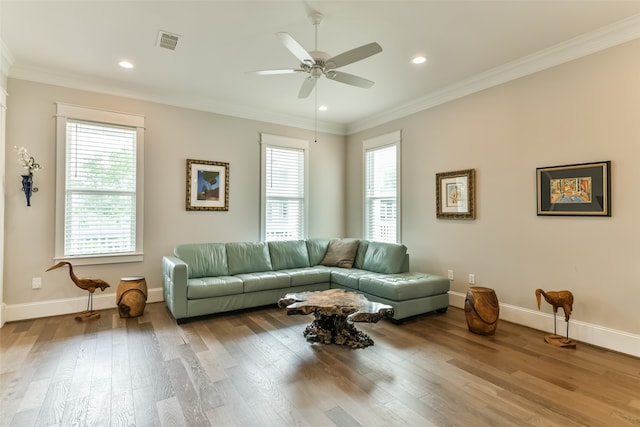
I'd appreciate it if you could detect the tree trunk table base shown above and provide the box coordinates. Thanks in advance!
[303,314,374,349]
[278,289,393,349]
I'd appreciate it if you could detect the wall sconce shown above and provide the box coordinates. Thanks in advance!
[21,173,38,206]
[14,146,41,206]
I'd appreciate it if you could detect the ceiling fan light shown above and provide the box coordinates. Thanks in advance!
[411,55,427,65]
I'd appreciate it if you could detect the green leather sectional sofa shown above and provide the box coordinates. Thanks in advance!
[162,238,450,324]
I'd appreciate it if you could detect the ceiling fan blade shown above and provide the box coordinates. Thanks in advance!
[298,77,317,98]
[325,42,382,70]
[247,69,303,75]
[325,71,374,88]
[276,32,314,65]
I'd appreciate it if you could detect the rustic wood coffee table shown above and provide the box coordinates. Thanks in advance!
[277,289,394,348]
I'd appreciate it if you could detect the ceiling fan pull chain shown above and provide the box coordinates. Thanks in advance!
[314,85,318,143]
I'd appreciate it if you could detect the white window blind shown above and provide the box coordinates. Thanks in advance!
[364,132,401,243]
[55,103,144,265]
[65,120,137,256]
[260,133,308,242]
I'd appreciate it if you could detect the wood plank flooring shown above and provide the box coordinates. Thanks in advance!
[1,303,639,427]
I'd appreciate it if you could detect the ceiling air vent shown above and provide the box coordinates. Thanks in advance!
[157,30,180,51]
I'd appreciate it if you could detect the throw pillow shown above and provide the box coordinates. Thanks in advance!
[320,239,360,268]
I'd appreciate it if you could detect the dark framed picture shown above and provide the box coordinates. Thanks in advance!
[536,161,610,216]
[436,169,475,219]
[186,159,229,211]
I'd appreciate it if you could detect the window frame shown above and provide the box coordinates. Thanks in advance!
[55,103,145,265]
[260,133,309,242]
[363,130,402,243]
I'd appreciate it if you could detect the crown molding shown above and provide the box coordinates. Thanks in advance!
[0,37,15,81]
[347,13,640,135]
[8,63,347,135]
[5,13,639,137]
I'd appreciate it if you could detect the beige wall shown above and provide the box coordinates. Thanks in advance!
[0,70,6,325]
[4,80,346,308]
[3,40,639,354]
[348,40,640,338]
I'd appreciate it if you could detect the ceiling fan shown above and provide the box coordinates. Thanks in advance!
[250,12,382,99]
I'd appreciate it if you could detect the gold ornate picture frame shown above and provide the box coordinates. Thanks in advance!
[436,169,475,219]
[186,159,229,211]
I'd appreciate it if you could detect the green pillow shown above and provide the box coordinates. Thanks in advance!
[268,240,310,270]
[306,238,330,265]
[174,243,228,278]
[226,242,273,275]
[362,241,407,274]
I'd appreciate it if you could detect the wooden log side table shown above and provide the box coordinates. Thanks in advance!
[116,276,148,318]
[464,286,499,335]
[278,289,394,349]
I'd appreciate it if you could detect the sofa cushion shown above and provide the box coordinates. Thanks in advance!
[282,266,331,286]
[226,242,273,275]
[268,240,310,270]
[236,271,291,293]
[353,240,369,269]
[306,238,330,265]
[175,243,228,278]
[362,241,408,274]
[320,239,360,268]
[187,276,243,299]
[329,268,375,290]
[358,273,450,301]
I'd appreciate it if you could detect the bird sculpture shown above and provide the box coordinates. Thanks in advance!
[46,261,110,320]
[535,288,574,344]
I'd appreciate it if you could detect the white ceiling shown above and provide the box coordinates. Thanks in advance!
[2,1,640,134]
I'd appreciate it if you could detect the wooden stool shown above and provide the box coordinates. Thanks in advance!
[116,276,148,318]
[464,286,499,335]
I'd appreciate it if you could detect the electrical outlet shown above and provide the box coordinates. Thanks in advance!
[468,274,475,285]
[32,277,42,289]
[447,270,454,280]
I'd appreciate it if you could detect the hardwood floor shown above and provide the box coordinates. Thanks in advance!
[1,303,639,427]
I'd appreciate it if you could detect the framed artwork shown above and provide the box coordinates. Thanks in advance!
[186,159,229,211]
[536,161,610,216]
[436,169,475,219]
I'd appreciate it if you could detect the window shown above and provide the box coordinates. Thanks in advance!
[364,131,401,243]
[260,133,308,241]
[55,103,144,264]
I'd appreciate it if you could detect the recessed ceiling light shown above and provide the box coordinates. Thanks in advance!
[118,60,134,69]
[411,56,427,65]
[318,105,328,111]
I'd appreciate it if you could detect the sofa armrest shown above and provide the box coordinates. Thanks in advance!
[162,256,189,320]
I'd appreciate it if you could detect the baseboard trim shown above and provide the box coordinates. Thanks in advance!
[450,291,640,358]
[0,302,6,327]
[3,287,165,323]
[4,290,638,358]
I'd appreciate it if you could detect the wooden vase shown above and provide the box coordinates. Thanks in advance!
[116,276,148,318]
[464,286,499,335]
